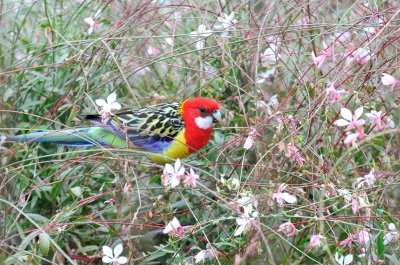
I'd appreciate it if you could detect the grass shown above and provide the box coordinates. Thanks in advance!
[1,0,399,264]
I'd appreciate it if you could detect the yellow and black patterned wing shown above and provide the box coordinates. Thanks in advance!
[111,103,184,153]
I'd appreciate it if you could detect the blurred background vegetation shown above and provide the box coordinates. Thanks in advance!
[1,0,399,264]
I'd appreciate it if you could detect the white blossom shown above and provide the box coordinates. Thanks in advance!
[161,159,185,188]
[102,244,128,265]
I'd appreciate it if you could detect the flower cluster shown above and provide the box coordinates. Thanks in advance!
[233,192,259,236]
[334,106,395,144]
[161,159,199,188]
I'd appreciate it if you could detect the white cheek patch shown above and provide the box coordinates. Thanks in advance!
[195,116,213,129]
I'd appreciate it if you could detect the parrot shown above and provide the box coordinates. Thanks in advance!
[6,97,221,164]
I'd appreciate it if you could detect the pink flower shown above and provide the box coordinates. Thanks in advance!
[163,217,184,238]
[286,142,305,166]
[312,46,333,69]
[353,230,371,245]
[365,110,384,131]
[298,16,310,27]
[340,236,353,248]
[184,169,199,188]
[334,107,365,132]
[308,234,325,250]
[351,196,368,214]
[381,73,400,87]
[334,107,366,144]
[278,222,297,237]
[340,230,372,248]
[343,131,366,145]
[353,169,376,188]
[272,184,297,206]
[147,46,161,56]
[131,63,150,76]
[333,31,352,43]
[325,84,345,103]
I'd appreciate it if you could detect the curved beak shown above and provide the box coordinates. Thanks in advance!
[211,110,222,123]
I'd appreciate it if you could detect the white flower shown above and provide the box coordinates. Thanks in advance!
[230,177,240,190]
[237,194,258,216]
[147,46,161,56]
[234,193,259,236]
[353,47,373,65]
[243,127,258,150]
[256,95,279,116]
[338,189,352,202]
[256,68,276,83]
[163,217,184,237]
[272,184,297,206]
[194,249,217,263]
[261,44,280,67]
[161,159,185,188]
[84,17,96,35]
[0,135,7,152]
[95,92,122,122]
[243,135,254,150]
[164,37,174,46]
[96,92,121,115]
[234,212,258,236]
[334,107,365,131]
[84,10,101,35]
[335,252,353,265]
[102,244,128,265]
[383,223,398,245]
[190,24,212,50]
[190,24,212,38]
[381,73,399,87]
[215,12,237,31]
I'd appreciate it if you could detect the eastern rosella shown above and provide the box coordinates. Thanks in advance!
[7,97,221,163]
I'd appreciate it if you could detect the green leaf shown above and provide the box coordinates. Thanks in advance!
[19,231,40,251]
[376,234,385,258]
[39,233,51,256]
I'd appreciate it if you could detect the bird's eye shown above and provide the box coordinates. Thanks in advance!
[199,107,207,113]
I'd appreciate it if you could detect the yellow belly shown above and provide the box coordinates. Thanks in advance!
[146,130,190,164]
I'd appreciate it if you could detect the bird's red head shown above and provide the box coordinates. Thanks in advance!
[180,97,221,130]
